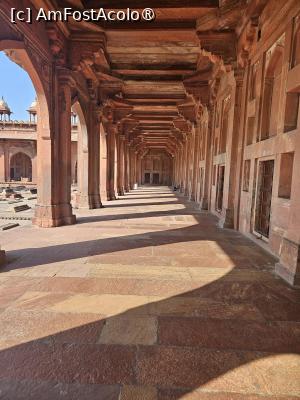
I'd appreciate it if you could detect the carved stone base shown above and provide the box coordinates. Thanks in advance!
[106,191,117,201]
[275,237,300,286]
[33,204,76,228]
[118,188,125,196]
[200,197,209,210]
[0,248,6,266]
[88,194,103,209]
[219,208,234,229]
[189,192,196,201]
[75,194,103,209]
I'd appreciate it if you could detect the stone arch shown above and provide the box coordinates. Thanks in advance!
[9,146,35,161]
[9,152,32,182]
[0,41,51,219]
[261,43,284,139]
[71,100,88,207]
[0,42,51,139]
[291,17,300,68]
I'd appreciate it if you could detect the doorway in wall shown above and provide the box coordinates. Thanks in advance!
[153,173,160,184]
[216,165,225,212]
[144,173,150,184]
[254,160,274,238]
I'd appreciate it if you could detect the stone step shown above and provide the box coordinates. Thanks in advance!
[0,222,20,230]
[12,204,31,213]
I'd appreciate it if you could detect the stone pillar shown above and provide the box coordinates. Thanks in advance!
[114,132,118,197]
[179,143,185,192]
[117,134,125,196]
[33,69,76,227]
[106,124,117,201]
[73,104,102,209]
[0,142,6,261]
[190,124,199,201]
[201,106,213,210]
[173,151,178,187]
[124,141,130,192]
[87,106,102,208]
[219,70,244,229]
[0,145,6,182]
[234,63,250,229]
[99,126,107,201]
[129,148,136,189]
[184,134,190,196]
[137,156,142,185]
[4,144,9,182]
[31,146,38,184]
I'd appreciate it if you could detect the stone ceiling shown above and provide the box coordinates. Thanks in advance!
[41,0,262,156]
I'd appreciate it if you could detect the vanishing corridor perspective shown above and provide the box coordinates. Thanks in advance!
[0,0,300,398]
[0,187,299,399]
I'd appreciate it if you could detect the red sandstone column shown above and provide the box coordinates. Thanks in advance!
[124,141,130,192]
[33,69,76,227]
[117,134,125,196]
[173,151,178,187]
[129,148,135,189]
[234,64,250,229]
[114,132,118,197]
[184,134,190,196]
[137,156,142,186]
[201,105,213,210]
[0,146,6,182]
[87,105,102,208]
[99,125,108,201]
[31,152,37,184]
[220,69,244,229]
[179,142,185,192]
[190,124,199,201]
[106,125,117,201]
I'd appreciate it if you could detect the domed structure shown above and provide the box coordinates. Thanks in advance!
[27,97,37,123]
[0,96,12,122]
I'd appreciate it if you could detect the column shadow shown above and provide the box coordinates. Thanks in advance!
[0,187,299,398]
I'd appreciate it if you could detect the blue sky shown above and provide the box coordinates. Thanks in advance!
[0,51,36,121]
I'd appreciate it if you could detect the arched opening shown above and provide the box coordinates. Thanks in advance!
[100,123,107,200]
[71,101,88,208]
[291,15,300,68]
[261,40,284,140]
[0,42,52,224]
[10,152,32,182]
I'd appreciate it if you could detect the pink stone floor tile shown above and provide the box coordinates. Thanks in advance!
[0,187,299,399]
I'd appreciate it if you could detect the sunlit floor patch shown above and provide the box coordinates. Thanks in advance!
[0,187,299,399]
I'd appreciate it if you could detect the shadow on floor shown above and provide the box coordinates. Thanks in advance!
[89,200,182,210]
[0,266,299,399]
[0,187,299,398]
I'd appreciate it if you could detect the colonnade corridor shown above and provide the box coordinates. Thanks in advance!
[0,186,298,398]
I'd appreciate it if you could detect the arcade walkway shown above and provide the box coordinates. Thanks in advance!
[0,187,299,399]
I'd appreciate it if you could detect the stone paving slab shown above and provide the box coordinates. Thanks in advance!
[0,187,299,399]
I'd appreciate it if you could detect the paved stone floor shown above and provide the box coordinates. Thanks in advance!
[0,186,299,399]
